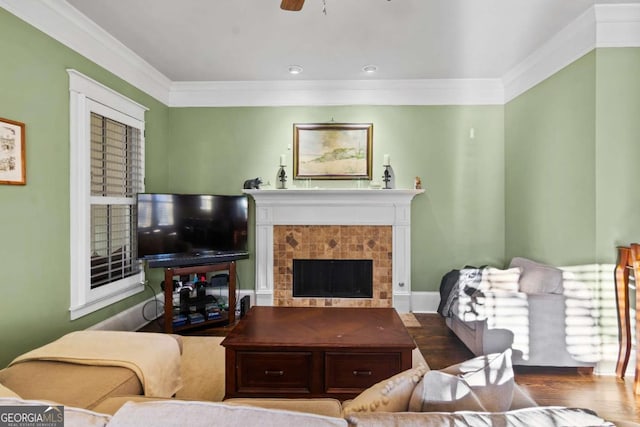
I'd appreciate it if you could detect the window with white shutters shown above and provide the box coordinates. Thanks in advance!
[68,69,147,319]
[89,113,142,289]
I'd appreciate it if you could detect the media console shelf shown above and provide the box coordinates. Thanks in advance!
[163,261,237,333]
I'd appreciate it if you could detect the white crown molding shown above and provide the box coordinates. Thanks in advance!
[2,2,639,107]
[168,78,505,107]
[0,0,171,104]
[502,6,596,103]
[503,3,640,103]
[595,3,640,48]
[0,0,503,107]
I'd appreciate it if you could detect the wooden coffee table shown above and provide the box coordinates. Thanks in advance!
[221,306,415,400]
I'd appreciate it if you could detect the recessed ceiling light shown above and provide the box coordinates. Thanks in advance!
[362,65,378,73]
[288,65,303,75]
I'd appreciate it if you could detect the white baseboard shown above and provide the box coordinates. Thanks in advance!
[88,292,164,332]
[410,291,440,313]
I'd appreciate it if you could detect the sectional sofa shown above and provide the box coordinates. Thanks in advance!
[0,330,633,426]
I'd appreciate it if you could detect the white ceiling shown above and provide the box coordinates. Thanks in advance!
[63,0,628,83]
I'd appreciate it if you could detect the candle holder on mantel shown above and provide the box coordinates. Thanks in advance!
[382,165,392,189]
[382,165,396,190]
[382,154,394,189]
[276,165,287,189]
[276,153,288,189]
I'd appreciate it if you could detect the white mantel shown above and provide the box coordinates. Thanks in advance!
[243,188,424,312]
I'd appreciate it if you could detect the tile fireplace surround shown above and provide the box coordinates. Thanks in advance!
[243,189,424,312]
[275,225,391,307]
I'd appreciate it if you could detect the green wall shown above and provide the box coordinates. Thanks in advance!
[167,105,506,295]
[595,48,640,263]
[505,48,640,266]
[0,9,170,366]
[505,52,597,265]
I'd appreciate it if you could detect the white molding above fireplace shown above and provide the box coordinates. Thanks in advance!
[244,188,424,312]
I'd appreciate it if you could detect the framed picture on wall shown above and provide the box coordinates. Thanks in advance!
[0,117,26,185]
[293,123,373,180]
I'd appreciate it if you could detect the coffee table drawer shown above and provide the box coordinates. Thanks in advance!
[236,351,312,393]
[325,352,403,392]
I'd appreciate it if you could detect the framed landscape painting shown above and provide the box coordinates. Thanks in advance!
[293,123,373,180]
[0,117,26,185]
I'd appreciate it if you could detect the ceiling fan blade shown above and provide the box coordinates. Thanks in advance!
[281,0,304,11]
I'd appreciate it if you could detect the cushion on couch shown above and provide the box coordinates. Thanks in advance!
[106,400,347,427]
[224,398,343,418]
[9,331,183,399]
[0,361,142,410]
[94,395,345,418]
[341,365,429,416]
[480,267,521,292]
[509,257,563,294]
[345,406,615,427]
[409,349,514,413]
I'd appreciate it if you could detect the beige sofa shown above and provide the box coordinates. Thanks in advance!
[0,331,631,426]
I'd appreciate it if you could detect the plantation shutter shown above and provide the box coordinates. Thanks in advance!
[89,112,143,288]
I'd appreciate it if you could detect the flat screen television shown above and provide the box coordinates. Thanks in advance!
[136,193,249,267]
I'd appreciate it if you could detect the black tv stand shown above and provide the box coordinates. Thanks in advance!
[147,251,249,268]
[162,261,237,333]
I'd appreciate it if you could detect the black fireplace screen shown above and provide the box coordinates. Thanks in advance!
[292,259,373,298]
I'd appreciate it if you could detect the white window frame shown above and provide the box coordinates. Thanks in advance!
[68,69,147,320]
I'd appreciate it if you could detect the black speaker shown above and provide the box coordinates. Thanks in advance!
[240,295,251,318]
[179,288,191,314]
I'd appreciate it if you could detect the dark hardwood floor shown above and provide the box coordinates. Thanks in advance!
[141,312,640,423]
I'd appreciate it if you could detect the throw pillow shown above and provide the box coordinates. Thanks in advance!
[407,370,486,412]
[480,267,521,292]
[341,364,429,416]
[441,348,514,412]
[509,257,563,294]
[408,349,514,413]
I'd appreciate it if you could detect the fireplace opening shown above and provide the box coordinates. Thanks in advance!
[292,259,373,298]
